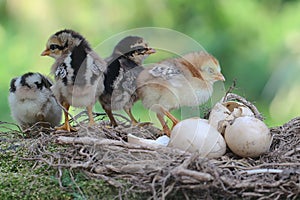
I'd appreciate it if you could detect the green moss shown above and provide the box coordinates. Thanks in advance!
[0,134,122,200]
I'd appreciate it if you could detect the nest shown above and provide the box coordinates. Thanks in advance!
[5,93,300,199]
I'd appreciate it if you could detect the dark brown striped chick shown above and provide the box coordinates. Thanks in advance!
[99,36,155,127]
[41,29,107,132]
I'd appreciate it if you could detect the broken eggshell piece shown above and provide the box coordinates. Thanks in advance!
[168,118,226,158]
[127,134,169,147]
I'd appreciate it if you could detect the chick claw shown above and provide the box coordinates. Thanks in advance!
[55,123,77,132]
[135,122,153,127]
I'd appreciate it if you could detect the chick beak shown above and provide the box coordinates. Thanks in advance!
[215,73,225,81]
[41,49,50,56]
[145,48,156,55]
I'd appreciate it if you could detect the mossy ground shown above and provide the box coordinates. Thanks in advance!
[0,129,121,200]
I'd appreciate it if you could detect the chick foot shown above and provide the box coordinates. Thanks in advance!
[55,122,77,132]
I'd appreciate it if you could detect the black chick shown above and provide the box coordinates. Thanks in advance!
[99,36,155,126]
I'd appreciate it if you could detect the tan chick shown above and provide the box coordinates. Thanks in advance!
[136,51,225,136]
[41,29,107,131]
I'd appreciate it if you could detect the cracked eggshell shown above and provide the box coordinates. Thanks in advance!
[168,118,226,158]
[224,116,272,158]
[208,101,255,135]
[208,102,233,135]
[223,101,255,118]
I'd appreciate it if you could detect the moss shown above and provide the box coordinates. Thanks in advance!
[0,133,121,200]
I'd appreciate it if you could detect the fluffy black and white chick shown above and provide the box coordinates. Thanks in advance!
[8,72,62,130]
[41,29,107,131]
[99,36,155,126]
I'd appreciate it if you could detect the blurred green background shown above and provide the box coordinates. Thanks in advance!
[1,0,300,127]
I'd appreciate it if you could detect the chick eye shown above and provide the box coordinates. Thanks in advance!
[49,44,60,51]
[127,48,144,56]
[208,67,214,74]
[136,48,147,54]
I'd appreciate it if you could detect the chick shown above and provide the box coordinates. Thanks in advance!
[8,72,62,130]
[136,51,225,136]
[99,36,155,126]
[41,29,107,131]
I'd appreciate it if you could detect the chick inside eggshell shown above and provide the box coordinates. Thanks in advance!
[208,101,255,135]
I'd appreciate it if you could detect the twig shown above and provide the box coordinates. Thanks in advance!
[242,192,264,198]
[84,171,123,188]
[223,79,237,101]
[151,174,159,199]
[174,168,213,182]
[242,168,283,175]
[69,170,85,198]
[284,147,300,156]
[234,180,283,188]
[171,154,213,182]
[161,173,172,200]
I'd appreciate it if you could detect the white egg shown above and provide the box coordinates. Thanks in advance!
[168,118,226,158]
[224,116,272,158]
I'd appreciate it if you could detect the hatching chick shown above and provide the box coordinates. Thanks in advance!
[137,51,225,136]
[8,72,62,130]
[41,29,107,131]
[99,36,155,127]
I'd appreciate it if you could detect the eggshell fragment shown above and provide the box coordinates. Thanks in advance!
[168,118,226,158]
[127,134,169,147]
[208,102,233,134]
[224,116,272,158]
[155,135,170,146]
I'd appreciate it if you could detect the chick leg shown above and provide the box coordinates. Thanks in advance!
[162,109,180,129]
[157,113,171,137]
[124,108,153,127]
[124,108,138,125]
[102,107,118,127]
[87,105,96,126]
[56,102,77,132]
